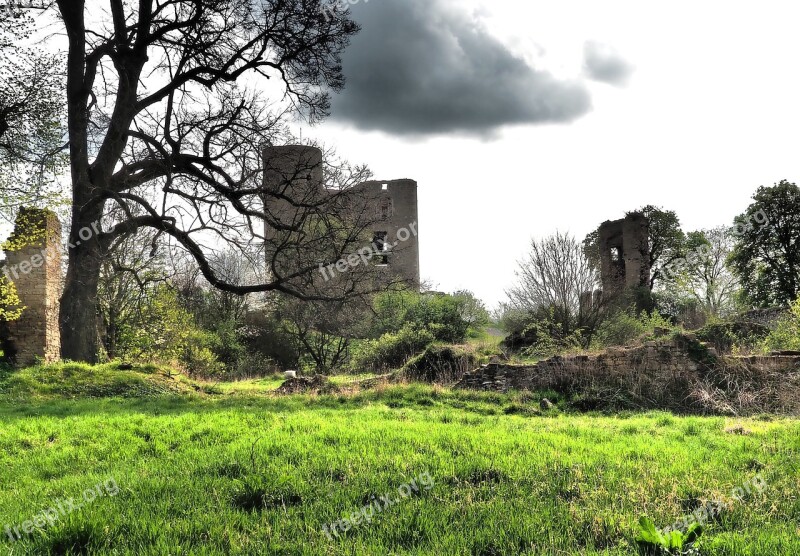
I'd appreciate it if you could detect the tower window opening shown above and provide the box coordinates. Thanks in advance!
[373,232,390,265]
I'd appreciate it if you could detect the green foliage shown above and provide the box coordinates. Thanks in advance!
[501,306,587,356]
[635,205,687,291]
[452,289,490,330]
[240,311,300,371]
[762,297,800,353]
[182,329,226,378]
[520,320,581,358]
[696,320,770,354]
[0,276,23,322]
[593,308,673,348]
[401,344,480,383]
[371,290,423,335]
[729,180,800,307]
[636,516,702,555]
[406,295,469,343]
[371,290,479,343]
[115,285,223,376]
[350,325,435,372]
[203,318,247,371]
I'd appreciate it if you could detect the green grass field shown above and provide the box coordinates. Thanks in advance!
[0,365,799,555]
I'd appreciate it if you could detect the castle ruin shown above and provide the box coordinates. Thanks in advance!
[262,145,420,288]
[0,148,419,367]
[0,208,62,366]
[598,212,650,294]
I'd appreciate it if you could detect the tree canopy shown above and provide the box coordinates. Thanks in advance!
[729,180,800,307]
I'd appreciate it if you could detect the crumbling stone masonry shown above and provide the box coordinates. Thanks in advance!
[456,334,800,414]
[598,212,650,294]
[0,208,62,366]
[262,145,420,288]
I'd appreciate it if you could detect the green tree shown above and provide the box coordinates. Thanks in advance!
[583,206,685,292]
[452,290,490,331]
[634,205,686,291]
[0,5,68,222]
[664,227,739,318]
[729,180,800,307]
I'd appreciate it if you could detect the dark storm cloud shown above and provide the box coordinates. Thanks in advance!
[329,0,592,136]
[583,41,634,86]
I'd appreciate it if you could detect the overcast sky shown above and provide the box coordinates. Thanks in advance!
[304,0,800,309]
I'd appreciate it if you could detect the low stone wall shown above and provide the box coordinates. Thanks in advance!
[455,335,800,414]
[457,337,706,392]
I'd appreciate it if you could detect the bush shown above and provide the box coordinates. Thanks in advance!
[762,298,800,353]
[502,308,584,357]
[696,320,770,354]
[205,318,247,369]
[593,309,673,349]
[181,329,225,378]
[350,325,435,373]
[401,344,479,384]
[240,312,300,371]
[370,290,475,343]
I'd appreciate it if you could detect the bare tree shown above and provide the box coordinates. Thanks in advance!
[276,294,368,372]
[674,227,740,318]
[506,231,599,334]
[98,229,169,359]
[40,0,367,362]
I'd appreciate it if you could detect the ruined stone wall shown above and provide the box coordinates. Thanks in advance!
[457,338,704,393]
[262,145,420,287]
[456,335,800,414]
[598,212,649,294]
[350,179,420,287]
[2,208,62,366]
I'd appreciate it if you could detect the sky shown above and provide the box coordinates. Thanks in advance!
[302,0,800,309]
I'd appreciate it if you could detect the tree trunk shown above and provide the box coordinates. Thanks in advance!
[60,210,104,363]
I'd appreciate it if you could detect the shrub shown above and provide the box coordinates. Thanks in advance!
[205,318,247,369]
[696,320,770,354]
[593,309,673,349]
[115,285,225,375]
[762,297,800,353]
[370,290,475,343]
[502,307,585,356]
[401,344,479,384]
[350,325,435,373]
[181,329,225,378]
[520,321,582,358]
[240,311,300,371]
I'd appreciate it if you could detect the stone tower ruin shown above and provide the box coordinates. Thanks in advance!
[262,145,420,287]
[598,212,650,294]
[1,208,62,366]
